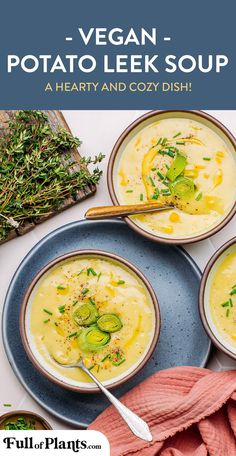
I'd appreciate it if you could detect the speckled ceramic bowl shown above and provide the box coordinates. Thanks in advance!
[108,110,236,244]
[20,249,160,393]
[199,237,236,359]
[0,410,52,430]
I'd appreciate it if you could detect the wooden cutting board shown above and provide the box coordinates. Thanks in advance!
[0,110,96,244]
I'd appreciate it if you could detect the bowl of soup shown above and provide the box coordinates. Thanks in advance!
[20,250,160,392]
[108,110,236,244]
[199,238,236,358]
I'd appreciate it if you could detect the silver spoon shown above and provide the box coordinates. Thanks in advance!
[52,357,153,442]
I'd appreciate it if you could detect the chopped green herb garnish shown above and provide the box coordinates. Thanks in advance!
[203,157,211,161]
[78,269,85,276]
[155,187,161,194]
[140,193,144,201]
[173,132,182,138]
[112,358,126,367]
[87,268,97,276]
[221,301,229,307]
[161,138,167,146]
[229,298,233,307]
[163,179,170,186]
[157,138,162,145]
[97,272,102,281]
[157,171,165,180]
[161,189,171,196]
[43,309,53,316]
[151,187,160,200]
[151,193,159,200]
[3,404,12,407]
[159,149,174,157]
[151,167,157,171]
[226,308,230,317]
[176,141,185,145]
[89,297,96,306]
[43,319,50,324]
[149,176,155,187]
[102,354,111,362]
[82,288,89,295]
[3,416,36,430]
[68,332,78,338]
[168,150,175,157]
[58,305,65,313]
[117,358,126,366]
[195,192,203,201]
[126,189,133,193]
[88,365,95,371]
[117,280,125,285]
[72,300,78,306]
[230,289,236,296]
[163,150,175,158]
[57,285,66,290]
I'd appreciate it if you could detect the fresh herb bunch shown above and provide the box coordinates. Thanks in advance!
[0,110,104,241]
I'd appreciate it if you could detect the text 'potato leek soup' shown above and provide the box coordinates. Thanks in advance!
[210,249,236,348]
[117,117,236,238]
[29,256,155,386]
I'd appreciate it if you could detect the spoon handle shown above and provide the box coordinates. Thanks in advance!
[81,364,152,442]
[85,202,173,220]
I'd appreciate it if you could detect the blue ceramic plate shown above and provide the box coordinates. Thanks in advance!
[2,220,211,428]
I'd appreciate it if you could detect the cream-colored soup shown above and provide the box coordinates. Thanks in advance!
[30,257,155,384]
[117,117,236,238]
[210,250,236,347]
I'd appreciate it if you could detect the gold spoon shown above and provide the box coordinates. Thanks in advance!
[85,197,215,220]
[85,202,174,220]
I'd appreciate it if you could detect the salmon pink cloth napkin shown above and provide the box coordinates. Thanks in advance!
[88,367,236,455]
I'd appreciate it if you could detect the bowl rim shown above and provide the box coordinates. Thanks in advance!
[107,109,236,245]
[199,236,236,359]
[0,410,52,430]
[20,249,161,393]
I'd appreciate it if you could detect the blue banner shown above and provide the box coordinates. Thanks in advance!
[0,0,235,109]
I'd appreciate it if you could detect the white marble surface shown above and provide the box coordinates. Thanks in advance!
[0,110,236,429]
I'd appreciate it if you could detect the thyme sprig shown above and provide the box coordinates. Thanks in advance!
[0,111,104,241]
